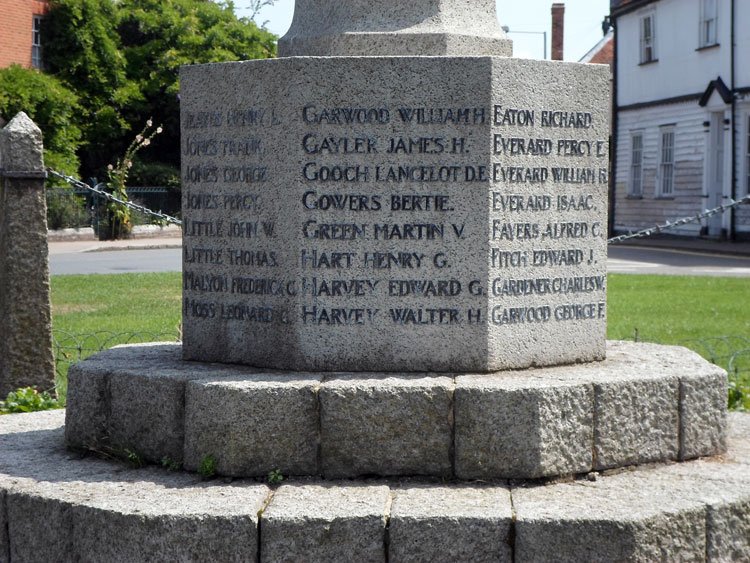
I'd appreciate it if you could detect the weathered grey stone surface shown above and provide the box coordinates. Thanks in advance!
[593,373,679,469]
[513,472,708,562]
[184,374,321,476]
[389,484,512,563]
[64,343,186,451]
[678,359,728,459]
[108,367,213,464]
[2,412,271,563]
[65,341,729,480]
[2,411,750,562]
[6,477,269,563]
[261,483,390,563]
[180,56,610,373]
[64,362,111,450]
[0,112,55,398]
[593,342,681,469]
[278,0,512,57]
[455,372,593,479]
[512,483,706,562]
[320,375,453,477]
[0,488,7,563]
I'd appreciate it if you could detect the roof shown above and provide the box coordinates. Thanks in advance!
[611,0,658,17]
[699,77,733,106]
[579,30,614,65]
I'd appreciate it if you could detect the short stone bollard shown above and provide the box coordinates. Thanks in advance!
[0,112,55,398]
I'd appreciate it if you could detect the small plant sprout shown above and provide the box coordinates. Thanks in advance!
[124,448,145,469]
[268,469,283,484]
[199,454,216,479]
[161,456,182,471]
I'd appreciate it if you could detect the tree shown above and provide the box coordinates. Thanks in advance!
[42,0,137,176]
[41,0,277,185]
[0,65,82,176]
[116,0,277,184]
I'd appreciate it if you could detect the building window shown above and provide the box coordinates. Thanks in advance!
[32,16,44,69]
[630,132,643,196]
[640,13,656,63]
[700,0,718,47]
[746,116,750,195]
[658,127,675,196]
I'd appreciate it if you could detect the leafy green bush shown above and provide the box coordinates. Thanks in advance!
[0,65,82,178]
[0,387,61,414]
[42,0,278,182]
[129,157,181,189]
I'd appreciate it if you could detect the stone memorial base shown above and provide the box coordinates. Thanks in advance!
[2,409,749,562]
[64,341,727,481]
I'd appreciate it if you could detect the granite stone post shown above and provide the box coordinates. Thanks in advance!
[0,112,55,398]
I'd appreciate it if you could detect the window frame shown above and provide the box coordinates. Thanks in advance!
[699,0,718,48]
[657,126,675,197]
[639,12,657,64]
[629,131,644,197]
[32,15,44,69]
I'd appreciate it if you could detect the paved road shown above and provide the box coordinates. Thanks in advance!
[50,247,182,275]
[49,241,750,276]
[607,246,750,277]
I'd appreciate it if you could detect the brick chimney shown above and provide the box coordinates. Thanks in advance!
[551,3,565,61]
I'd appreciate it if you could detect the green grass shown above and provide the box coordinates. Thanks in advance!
[607,273,750,410]
[51,272,182,335]
[46,271,750,410]
[50,272,181,402]
[607,274,750,342]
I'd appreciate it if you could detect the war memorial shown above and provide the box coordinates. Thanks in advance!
[1,1,749,560]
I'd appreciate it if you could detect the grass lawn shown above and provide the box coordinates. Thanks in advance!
[47,272,750,410]
[607,274,750,342]
[51,272,182,335]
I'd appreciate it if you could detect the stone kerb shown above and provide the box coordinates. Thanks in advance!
[64,341,727,481]
[180,55,610,373]
[278,0,513,57]
[0,112,55,397]
[5,409,750,562]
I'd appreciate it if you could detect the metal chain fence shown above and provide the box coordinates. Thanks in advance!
[47,168,182,226]
[53,329,181,378]
[607,195,750,244]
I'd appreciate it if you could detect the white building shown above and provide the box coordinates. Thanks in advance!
[611,0,750,239]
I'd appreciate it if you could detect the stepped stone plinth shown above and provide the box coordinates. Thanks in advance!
[2,410,749,562]
[63,341,727,481]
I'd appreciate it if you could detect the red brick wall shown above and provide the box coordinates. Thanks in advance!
[551,3,565,61]
[0,0,50,69]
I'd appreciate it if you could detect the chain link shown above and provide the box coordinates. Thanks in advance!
[47,168,182,226]
[607,195,750,244]
[48,167,749,244]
